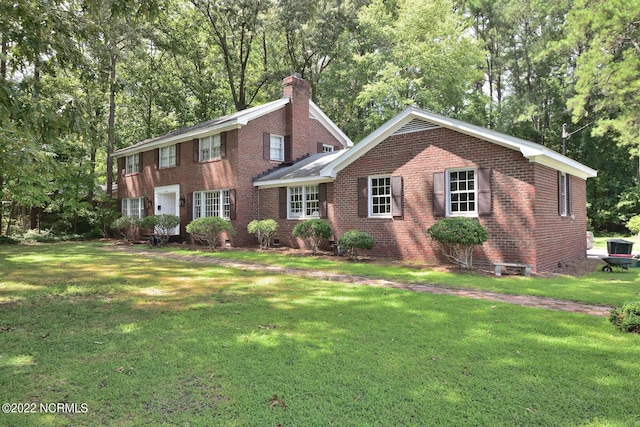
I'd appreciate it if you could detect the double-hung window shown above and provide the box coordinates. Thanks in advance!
[270,135,284,161]
[559,172,571,217]
[199,135,221,161]
[448,169,476,216]
[159,145,177,168]
[193,190,230,219]
[125,154,140,174]
[288,186,319,219]
[369,176,392,217]
[122,197,144,219]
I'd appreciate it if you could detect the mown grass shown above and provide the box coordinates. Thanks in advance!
[1,242,640,426]
[166,245,640,308]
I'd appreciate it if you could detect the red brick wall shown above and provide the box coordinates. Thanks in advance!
[326,128,586,272]
[117,77,344,246]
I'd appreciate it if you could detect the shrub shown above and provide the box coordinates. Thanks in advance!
[610,302,640,333]
[111,216,140,242]
[292,219,333,255]
[427,217,488,268]
[186,217,236,250]
[247,219,278,250]
[337,230,374,260]
[626,215,640,236]
[140,214,180,244]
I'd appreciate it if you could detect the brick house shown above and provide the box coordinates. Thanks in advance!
[254,107,597,273]
[114,75,597,273]
[112,74,352,246]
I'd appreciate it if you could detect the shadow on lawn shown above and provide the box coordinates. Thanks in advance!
[1,243,639,426]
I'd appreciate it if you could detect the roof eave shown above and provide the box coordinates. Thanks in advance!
[309,101,354,148]
[113,98,290,159]
[253,176,334,189]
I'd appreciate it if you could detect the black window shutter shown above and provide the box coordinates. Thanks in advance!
[117,157,125,176]
[357,177,368,217]
[187,193,193,221]
[229,189,236,220]
[279,187,288,219]
[477,168,492,216]
[433,172,445,216]
[137,152,143,171]
[263,132,270,160]
[117,198,123,214]
[193,138,199,162]
[154,148,159,169]
[317,142,324,153]
[391,176,403,217]
[175,143,181,166]
[220,132,226,158]
[284,135,292,163]
[143,197,149,217]
[319,183,328,219]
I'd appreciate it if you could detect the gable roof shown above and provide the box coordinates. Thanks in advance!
[113,98,352,158]
[322,107,597,180]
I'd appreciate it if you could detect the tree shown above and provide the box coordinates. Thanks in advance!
[190,0,271,111]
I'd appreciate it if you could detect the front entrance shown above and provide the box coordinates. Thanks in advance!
[154,184,180,235]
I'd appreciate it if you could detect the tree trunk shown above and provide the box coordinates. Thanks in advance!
[106,54,117,197]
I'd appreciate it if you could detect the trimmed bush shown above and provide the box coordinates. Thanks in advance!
[111,216,140,242]
[337,230,374,260]
[427,217,488,268]
[186,217,236,250]
[247,219,278,250]
[626,215,640,236]
[140,214,180,244]
[292,219,333,255]
[610,302,640,333]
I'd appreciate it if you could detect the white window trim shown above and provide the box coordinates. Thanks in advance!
[322,144,335,153]
[446,167,478,217]
[122,197,144,219]
[199,134,221,162]
[559,172,568,217]
[288,185,320,220]
[125,154,140,174]
[159,145,176,169]
[270,134,284,162]
[368,175,392,218]
[193,189,231,220]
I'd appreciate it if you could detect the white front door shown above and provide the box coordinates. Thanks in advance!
[154,184,180,235]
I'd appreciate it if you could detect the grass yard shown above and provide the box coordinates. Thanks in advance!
[1,242,640,426]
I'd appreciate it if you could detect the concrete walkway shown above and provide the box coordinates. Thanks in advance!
[108,245,614,317]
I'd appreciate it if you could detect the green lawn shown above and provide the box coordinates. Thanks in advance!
[167,245,640,308]
[1,242,640,426]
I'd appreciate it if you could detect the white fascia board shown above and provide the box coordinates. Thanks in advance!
[322,106,597,180]
[113,99,289,159]
[253,176,334,189]
[309,101,354,148]
[321,109,415,178]
[113,122,241,158]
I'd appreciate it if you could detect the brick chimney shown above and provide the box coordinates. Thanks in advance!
[282,73,310,160]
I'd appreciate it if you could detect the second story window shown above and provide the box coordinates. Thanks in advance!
[125,154,140,174]
[159,145,176,168]
[270,134,284,161]
[199,135,221,161]
[322,144,335,153]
